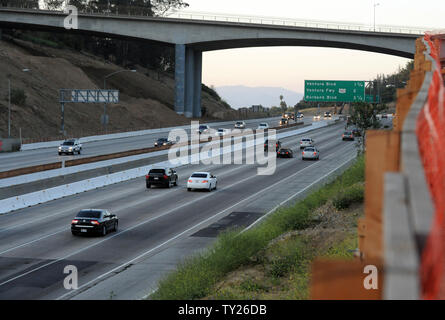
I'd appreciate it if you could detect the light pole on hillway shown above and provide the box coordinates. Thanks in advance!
[102,69,137,132]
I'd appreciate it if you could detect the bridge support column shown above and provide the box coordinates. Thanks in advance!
[175,45,203,119]
[184,47,195,118]
[174,44,185,115]
[193,50,202,118]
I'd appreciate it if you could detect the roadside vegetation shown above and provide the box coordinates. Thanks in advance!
[151,156,365,300]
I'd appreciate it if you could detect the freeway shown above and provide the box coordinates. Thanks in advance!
[0,121,356,300]
[0,116,299,172]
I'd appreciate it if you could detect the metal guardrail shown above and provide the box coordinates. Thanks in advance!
[167,10,428,35]
[0,6,428,35]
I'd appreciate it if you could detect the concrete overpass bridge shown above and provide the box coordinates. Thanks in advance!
[0,8,423,118]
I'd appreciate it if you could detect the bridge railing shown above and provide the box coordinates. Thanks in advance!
[0,5,428,35]
[167,10,427,35]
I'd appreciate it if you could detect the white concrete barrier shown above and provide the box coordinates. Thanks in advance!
[2,121,325,189]
[20,117,281,151]
[0,121,329,214]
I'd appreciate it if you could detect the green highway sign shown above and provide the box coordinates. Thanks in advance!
[304,80,365,102]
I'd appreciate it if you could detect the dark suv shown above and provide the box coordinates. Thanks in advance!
[146,168,178,189]
[264,139,281,152]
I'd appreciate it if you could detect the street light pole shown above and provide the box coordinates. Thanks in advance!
[374,2,380,32]
[8,77,11,138]
[102,69,136,132]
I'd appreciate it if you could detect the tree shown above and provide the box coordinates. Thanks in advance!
[43,0,64,10]
[152,0,188,16]
[349,102,385,153]
[279,95,287,113]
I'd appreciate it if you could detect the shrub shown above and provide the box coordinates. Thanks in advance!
[333,185,364,210]
[10,88,27,106]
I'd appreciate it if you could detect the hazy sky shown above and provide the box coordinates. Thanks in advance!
[178,0,445,94]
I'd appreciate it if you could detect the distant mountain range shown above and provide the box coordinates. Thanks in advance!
[215,85,303,109]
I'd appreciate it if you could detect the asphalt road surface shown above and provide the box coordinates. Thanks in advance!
[0,121,357,300]
[0,116,309,172]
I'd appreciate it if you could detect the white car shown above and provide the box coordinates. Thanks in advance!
[187,172,217,192]
[300,138,315,149]
[313,114,321,121]
[257,123,269,130]
[215,128,228,137]
[234,121,246,129]
[302,147,320,161]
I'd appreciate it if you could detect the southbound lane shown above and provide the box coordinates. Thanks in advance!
[0,122,354,299]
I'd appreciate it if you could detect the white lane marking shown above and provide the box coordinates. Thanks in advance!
[243,148,357,232]
[0,124,342,233]
[57,143,355,300]
[0,228,69,256]
[0,139,345,288]
[0,164,256,255]
[0,128,346,258]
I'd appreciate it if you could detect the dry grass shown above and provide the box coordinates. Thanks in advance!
[0,37,241,140]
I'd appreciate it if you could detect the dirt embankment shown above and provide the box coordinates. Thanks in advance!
[0,36,251,141]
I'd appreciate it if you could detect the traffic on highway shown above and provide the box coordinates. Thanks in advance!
[0,116,356,300]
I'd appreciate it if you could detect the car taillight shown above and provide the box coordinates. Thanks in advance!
[314,152,317,156]
[146,175,150,179]
[71,219,78,224]
[91,220,100,225]
[202,180,209,183]
[188,180,193,183]
[163,175,168,179]
[286,152,289,154]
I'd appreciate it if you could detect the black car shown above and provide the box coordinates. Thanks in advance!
[277,148,294,158]
[71,209,118,236]
[154,138,174,147]
[146,167,178,188]
[264,139,281,152]
[342,131,355,141]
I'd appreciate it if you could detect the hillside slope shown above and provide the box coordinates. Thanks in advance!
[0,36,239,140]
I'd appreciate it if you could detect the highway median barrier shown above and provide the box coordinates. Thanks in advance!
[0,120,308,180]
[0,121,331,215]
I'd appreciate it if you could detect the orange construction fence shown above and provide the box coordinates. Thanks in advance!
[417,32,445,299]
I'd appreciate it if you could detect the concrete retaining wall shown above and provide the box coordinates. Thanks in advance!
[0,138,21,152]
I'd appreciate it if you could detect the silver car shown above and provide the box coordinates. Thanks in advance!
[300,138,314,149]
[58,139,82,155]
[234,121,246,129]
[302,147,320,160]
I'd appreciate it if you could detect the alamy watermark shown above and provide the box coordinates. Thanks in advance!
[63,265,78,290]
[363,265,378,290]
[167,121,277,176]
[64,5,78,30]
